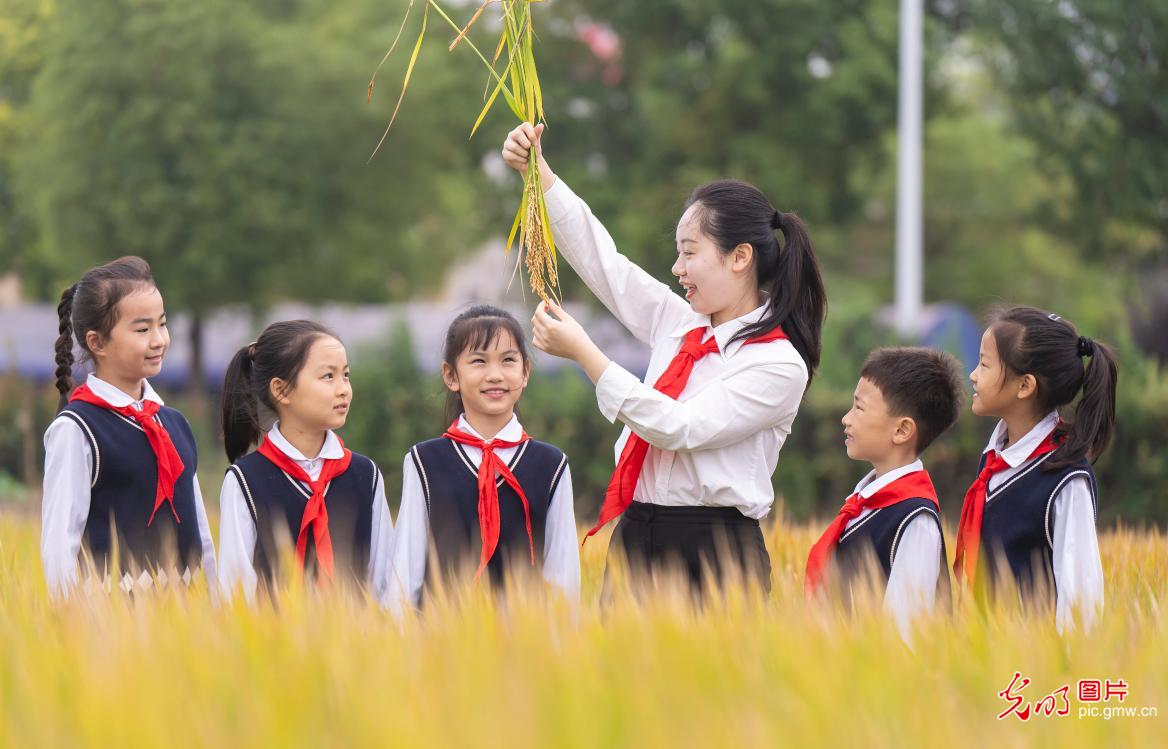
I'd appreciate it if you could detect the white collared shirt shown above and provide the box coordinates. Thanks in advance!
[842,459,944,641]
[544,179,808,520]
[386,413,580,613]
[217,421,395,606]
[40,374,218,597]
[982,411,1104,632]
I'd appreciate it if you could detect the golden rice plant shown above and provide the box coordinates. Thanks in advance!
[2,506,1166,747]
[368,0,561,303]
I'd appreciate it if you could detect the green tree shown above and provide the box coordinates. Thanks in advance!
[0,0,52,280]
[963,1,1166,256]
[498,0,932,284]
[13,0,493,408]
[952,1,1168,356]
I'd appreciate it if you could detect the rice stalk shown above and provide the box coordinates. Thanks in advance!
[368,0,560,302]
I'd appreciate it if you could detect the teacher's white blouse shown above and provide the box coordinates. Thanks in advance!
[544,178,808,520]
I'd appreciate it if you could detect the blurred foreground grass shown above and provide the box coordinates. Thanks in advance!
[0,510,1164,747]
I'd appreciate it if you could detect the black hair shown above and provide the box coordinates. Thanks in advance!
[989,305,1118,469]
[54,256,156,410]
[684,179,827,381]
[221,320,340,463]
[860,347,965,454]
[442,305,531,426]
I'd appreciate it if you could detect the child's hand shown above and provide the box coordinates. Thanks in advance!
[502,123,557,189]
[531,300,610,383]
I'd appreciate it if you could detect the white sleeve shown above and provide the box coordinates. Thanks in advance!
[883,513,943,643]
[190,474,218,590]
[367,468,396,608]
[216,469,259,604]
[1052,476,1104,633]
[543,178,691,346]
[40,416,94,599]
[386,453,430,616]
[541,463,580,603]
[594,358,806,452]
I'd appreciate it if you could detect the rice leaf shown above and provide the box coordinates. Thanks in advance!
[481,29,507,99]
[368,1,429,162]
[449,0,491,52]
[428,0,513,94]
[470,60,512,138]
[368,0,416,104]
[505,198,523,256]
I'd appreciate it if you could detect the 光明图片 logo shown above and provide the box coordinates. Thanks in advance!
[997,672,1158,721]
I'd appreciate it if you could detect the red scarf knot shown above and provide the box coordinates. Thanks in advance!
[257,433,352,581]
[952,430,1059,587]
[69,383,185,526]
[804,470,939,597]
[442,421,535,579]
[585,324,789,540]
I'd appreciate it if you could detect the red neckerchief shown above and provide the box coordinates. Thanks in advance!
[952,430,1059,587]
[585,325,789,539]
[442,421,534,578]
[70,383,184,525]
[805,470,939,596]
[257,433,352,580]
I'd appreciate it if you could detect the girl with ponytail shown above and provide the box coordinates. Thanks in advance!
[503,124,826,595]
[955,306,1118,631]
[42,256,217,597]
[216,320,394,605]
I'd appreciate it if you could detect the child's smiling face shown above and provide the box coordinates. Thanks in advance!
[970,327,1027,418]
[841,377,915,465]
[443,329,530,426]
[86,285,169,390]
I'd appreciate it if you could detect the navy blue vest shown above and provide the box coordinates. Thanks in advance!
[58,401,203,575]
[409,437,568,589]
[227,450,378,588]
[978,451,1097,602]
[835,496,951,606]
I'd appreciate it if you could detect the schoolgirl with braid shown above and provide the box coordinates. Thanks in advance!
[42,256,217,597]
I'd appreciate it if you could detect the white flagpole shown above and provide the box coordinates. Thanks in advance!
[895,0,923,336]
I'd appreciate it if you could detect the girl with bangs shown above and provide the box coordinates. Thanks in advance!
[386,305,580,612]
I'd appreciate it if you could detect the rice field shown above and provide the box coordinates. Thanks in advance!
[0,508,1164,747]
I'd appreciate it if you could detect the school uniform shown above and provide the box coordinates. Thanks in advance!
[954,411,1103,631]
[41,374,217,597]
[806,460,950,639]
[543,178,808,591]
[217,423,394,605]
[387,414,579,612]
